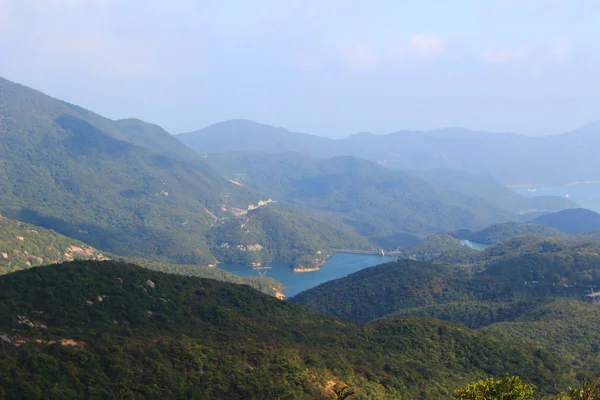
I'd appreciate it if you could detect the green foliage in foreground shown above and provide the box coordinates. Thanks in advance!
[121,255,285,297]
[0,261,574,399]
[454,375,600,400]
[453,376,536,400]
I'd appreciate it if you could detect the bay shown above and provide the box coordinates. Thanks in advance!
[218,253,392,297]
[512,181,600,213]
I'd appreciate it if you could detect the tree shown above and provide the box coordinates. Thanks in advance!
[453,376,536,400]
[332,385,355,400]
[554,377,600,400]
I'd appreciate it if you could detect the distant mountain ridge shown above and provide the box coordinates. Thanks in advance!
[178,119,600,185]
[530,208,600,234]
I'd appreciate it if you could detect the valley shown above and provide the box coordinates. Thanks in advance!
[4,3,600,398]
[2,75,600,398]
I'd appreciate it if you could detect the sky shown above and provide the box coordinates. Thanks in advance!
[1,0,599,138]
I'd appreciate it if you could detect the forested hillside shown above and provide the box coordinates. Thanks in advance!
[0,261,574,399]
[0,214,108,274]
[531,208,600,234]
[292,240,600,322]
[0,77,372,268]
[0,213,283,296]
[204,152,516,247]
[208,206,372,267]
[0,77,258,265]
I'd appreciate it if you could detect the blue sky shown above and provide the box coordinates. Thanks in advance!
[1,0,599,137]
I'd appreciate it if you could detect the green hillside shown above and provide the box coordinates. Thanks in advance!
[399,234,480,263]
[453,222,568,244]
[204,152,514,247]
[0,214,108,274]
[208,206,372,268]
[292,240,600,322]
[531,208,600,234]
[0,77,257,265]
[0,213,284,296]
[0,261,573,399]
[0,77,372,268]
[393,298,600,379]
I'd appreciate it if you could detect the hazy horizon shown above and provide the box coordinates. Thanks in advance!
[1,1,599,138]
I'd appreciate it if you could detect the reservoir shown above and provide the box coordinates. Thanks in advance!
[218,253,392,297]
[460,239,490,251]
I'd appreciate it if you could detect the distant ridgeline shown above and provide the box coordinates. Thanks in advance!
[178,118,600,185]
[452,209,600,245]
[0,260,586,399]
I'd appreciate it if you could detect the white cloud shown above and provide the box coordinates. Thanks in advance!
[345,43,379,69]
[408,34,445,55]
[481,47,529,64]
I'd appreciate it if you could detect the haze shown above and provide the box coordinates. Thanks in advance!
[1,0,599,137]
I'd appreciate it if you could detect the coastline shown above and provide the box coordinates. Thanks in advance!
[507,180,600,188]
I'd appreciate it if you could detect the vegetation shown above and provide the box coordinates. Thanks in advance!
[400,234,480,263]
[453,376,536,400]
[0,213,283,296]
[0,214,108,274]
[0,77,257,265]
[208,206,371,267]
[453,222,567,245]
[0,77,372,268]
[393,298,600,378]
[204,152,519,247]
[0,261,575,399]
[453,375,600,400]
[531,209,600,234]
[292,239,600,322]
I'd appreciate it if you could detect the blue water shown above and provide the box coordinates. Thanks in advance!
[218,253,392,297]
[512,182,600,213]
[460,240,490,251]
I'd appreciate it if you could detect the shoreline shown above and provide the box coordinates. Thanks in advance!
[507,180,600,188]
[216,251,391,274]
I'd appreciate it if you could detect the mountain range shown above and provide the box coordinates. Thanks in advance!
[0,77,371,268]
[178,119,600,185]
[2,75,600,398]
[2,75,576,268]
[204,152,574,248]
